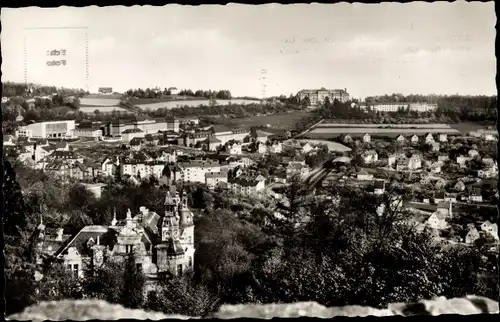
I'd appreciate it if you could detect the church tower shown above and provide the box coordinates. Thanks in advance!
[156,185,189,276]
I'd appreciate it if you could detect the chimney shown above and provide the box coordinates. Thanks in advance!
[56,228,64,242]
[97,235,100,245]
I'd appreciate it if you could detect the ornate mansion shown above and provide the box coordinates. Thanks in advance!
[35,186,195,290]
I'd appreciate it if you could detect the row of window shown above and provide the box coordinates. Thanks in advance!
[66,256,193,277]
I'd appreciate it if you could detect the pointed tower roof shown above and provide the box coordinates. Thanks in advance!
[164,190,174,206]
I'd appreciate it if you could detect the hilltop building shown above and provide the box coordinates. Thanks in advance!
[298,88,350,105]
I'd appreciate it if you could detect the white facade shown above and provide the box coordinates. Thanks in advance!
[121,130,145,143]
[120,162,165,179]
[16,120,76,139]
[178,161,221,183]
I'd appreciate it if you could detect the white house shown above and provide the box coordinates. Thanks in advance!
[205,170,228,190]
[465,227,480,244]
[410,135,419,144]
[424,133,434,144]
[395,135,405,143]
[468,187,483,203]
[301,143,314,154]
[3,135,15,146]
[373,180,385,195]
[468,149,480,158]
[430,162,442,174]
[438,155,449,162]
[454,180,465,192]
[357,169,373,181]
[430,142,440,152]
[426,212,448,230]
[257,142,267,154]
[483,133,497,142]
[268,142,283,154]
[226,142,243,155]
[101,157,118,177]
[438,134,448,142]
[456,155,471,168]
[481,221,499,240]
[177,160,221,184]
[409,154,422,170]
[362,133,371,143]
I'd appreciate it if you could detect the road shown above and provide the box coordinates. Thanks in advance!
[293,118,324,139]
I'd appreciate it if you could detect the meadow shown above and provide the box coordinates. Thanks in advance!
[316,123,453,129]
[80,97,121,106]
[136,98,261,110]
[79,106,129,114]
[212,110,313,129]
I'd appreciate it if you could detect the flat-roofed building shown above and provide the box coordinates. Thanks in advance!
[16,120,76,139]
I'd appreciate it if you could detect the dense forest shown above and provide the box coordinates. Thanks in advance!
[4,156,498,316]
[2,82,87,98]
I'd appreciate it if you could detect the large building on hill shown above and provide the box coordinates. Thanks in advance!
[361,102,438,113]
[104,116,180,137]
[98,87,113,94]
[35,186,195,291]
[298,88,350,105]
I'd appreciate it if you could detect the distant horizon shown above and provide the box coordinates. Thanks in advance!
[2,3,495,99]
[3,80,497,100]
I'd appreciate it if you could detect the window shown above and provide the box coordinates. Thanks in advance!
[126,245,134,253]
[188,257,193,268]
[136,263,142,271]
[73,264,79,277]
[177,264,183,275]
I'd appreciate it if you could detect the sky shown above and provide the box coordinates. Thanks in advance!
[1,2,496,99]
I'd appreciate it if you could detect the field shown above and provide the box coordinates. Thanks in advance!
[304,123,461,139]
[79,106,129,114]
[294,139,351,152]
[80,97,121,106]
[136,99,261,110]
[213,110,313,129]
[317,123,453,129]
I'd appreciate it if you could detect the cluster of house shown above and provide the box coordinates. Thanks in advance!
[423,201,499,244]
[34,185,196,293]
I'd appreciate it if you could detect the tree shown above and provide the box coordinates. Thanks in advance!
[3,159,38,315]
[68,183,98,213]
[121,253,146,309]
[36,261,83,301]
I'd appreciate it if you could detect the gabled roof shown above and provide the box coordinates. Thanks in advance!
[52,150,78,159]
[122,128,143,134]
[83,158,100,169]
[56,226,116,257]
[211,125,232,134]
[254,130,270,138]
[45,159,70,170]
[3,135,14,142]
[437,201,451,209]
[358,169,370,175]
[129,137,145,146]
[205,136,222,144]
